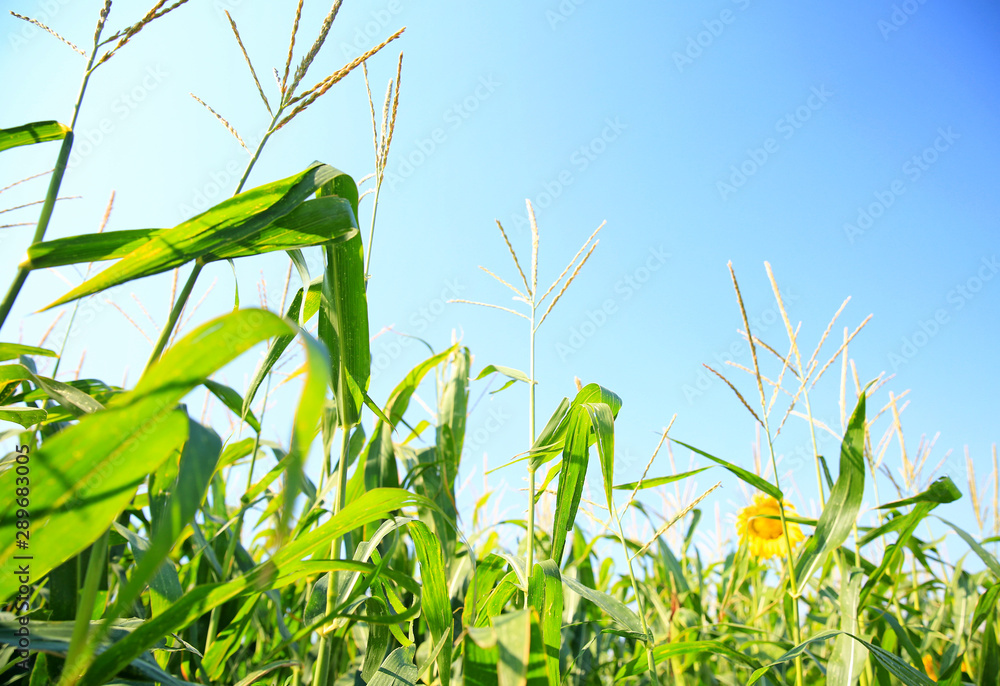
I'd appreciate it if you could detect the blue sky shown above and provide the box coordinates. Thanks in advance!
[2,0,998,555]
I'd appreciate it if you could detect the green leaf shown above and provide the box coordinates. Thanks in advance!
[748,631,935,686]
[793,391,867,591]
[971,583,1000,634]
[25,197,357,272]
[0,309,320,601]
[476,364,532,394]
[42,163,349,309]
[614,640,761,680]
[528,560,563,686]
[562,575,643,635]
[204,379,260,432]
[112,522,184,617]
[936,516,1000,579]
[495,609,531,686]
[0,120,70,152]
[828,570,868,686]
[0,342,57,362]
[369,645,418,686]
[879,477,962,509]
[0,408,188,601]
[0,404,46,427]
[613,467,711,490]
[410,520,453,686]
[242,276,323,416]
[979,605,1000,686]
[361,597,392,682]
[80,487,433,686]
[550,407,592,564]
[529,384,621,471]
[670,438,782,500]
[316,170,369,427]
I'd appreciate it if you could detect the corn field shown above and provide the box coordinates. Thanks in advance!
[0,3,998,686]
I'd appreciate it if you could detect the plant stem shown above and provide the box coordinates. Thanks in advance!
[0,51,98,333]
[145,112,281,370]
[313,425,352,685]
[363,176,383,281]
[614,512,661,685]
[525,305,537,590]
[145,261,203,369]
[61,530,108,685]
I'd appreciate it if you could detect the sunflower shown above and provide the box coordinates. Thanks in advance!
[735,492,805,559]
[922,654,938,681]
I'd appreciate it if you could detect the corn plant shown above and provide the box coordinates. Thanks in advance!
[1,3,998,686]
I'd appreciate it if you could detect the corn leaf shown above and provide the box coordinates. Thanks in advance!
[0,120,70,152]
[43,163,348,309]
[793,391,867,591]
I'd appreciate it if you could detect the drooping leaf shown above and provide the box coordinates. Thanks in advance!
[562,575,643,635]
[879,477,962,509]
[936,516,1000,579]
[42,163,349,309]
[25,197,357,272]
[0,120,70,152]
[0,342,57,362]
[671,438,782,500]
[613,467,711,491]
[316,170,369,427]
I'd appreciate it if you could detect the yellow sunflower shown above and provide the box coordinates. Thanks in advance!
[922,654,938,681]
[735,493,805,559]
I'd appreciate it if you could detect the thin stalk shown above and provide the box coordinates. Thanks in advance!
[313,425,352,685]
[146,106,283,371]
[61,531,108,684]
[800,390,826,508]
[363,176,383,280]
[145,260,203,369]
[613,510,661,685]
[525,303,537,590]
[0,49,98,332]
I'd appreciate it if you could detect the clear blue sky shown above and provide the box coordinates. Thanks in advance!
[2,0,998,556]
